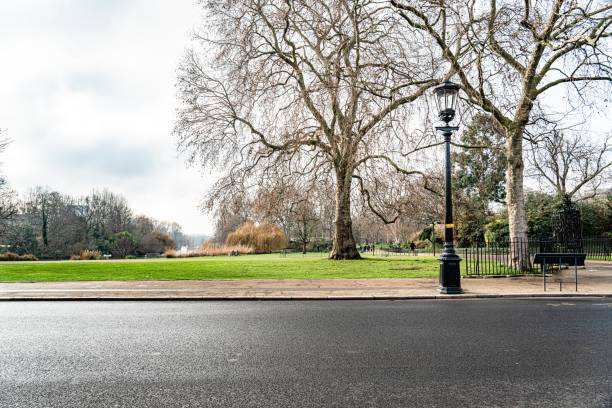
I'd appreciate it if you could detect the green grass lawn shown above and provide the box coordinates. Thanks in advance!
[0,255,439,282]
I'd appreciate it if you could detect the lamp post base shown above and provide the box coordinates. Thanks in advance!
[439,253,463,294]
[439,285,464,294]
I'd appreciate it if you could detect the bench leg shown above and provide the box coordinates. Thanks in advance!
[575,256,578,292]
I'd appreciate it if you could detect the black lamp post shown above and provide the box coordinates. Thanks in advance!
[434,80,463,294]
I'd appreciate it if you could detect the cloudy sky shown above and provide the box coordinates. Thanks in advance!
[1,1,610,237]
[0,0,215,235]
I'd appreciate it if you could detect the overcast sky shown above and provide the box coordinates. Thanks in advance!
[1,1,610,237]
[0,0,215,235]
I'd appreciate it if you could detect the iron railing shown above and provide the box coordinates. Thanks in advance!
[463,237,611,276]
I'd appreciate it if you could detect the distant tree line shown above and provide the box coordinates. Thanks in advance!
[0,187,195,259]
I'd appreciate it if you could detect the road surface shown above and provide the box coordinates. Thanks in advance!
[1,299,611,407]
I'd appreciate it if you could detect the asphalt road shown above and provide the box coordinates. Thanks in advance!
[0,299,611,408]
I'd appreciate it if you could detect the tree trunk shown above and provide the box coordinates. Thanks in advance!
[41,199,48,247]
[506,131,530,271]
[329,168,361,260]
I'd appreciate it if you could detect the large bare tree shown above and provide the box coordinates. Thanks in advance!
[175,0,443,259]
[392,0,612,268]
[527,130,612,200]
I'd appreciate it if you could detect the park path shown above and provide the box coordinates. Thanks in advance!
[0,262,611,300]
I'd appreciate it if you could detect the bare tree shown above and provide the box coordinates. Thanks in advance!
[253,181,323,253]
[81,189,132,245]
[0,178,16,229]
[204,187,253,245]
[392,0,612,268]
[353,169,442,243]
[528,130,612,200]
[21,188,88,258]
[175,0,443,259]
[252,183,296,238]
[0,136,18,232]
[292,200,320,253]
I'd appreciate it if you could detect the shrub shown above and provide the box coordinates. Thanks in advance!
[225,222,288,253]
[201,243,254,256]
[70,249,102,261]
[155,233,176,251]
[0,252,39,261]
[415,240,429,249]
[164,243,255,258]
[110,231,138,259]
[164,249,178,258]
[484,217,509,244]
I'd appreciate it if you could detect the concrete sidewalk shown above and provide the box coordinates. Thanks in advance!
[1,262,611,300]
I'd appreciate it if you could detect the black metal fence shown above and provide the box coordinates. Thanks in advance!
[582,237,612,261]
[463,237,611,276]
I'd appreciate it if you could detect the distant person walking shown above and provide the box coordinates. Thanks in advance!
[410,241,417,256]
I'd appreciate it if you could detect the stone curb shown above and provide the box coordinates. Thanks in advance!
[0,293,611,301]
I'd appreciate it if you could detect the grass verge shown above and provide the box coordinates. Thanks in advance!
[0,255,439,282]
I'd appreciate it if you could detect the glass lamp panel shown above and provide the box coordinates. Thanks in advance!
[450,91,457,111]
[435,91,443,114]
